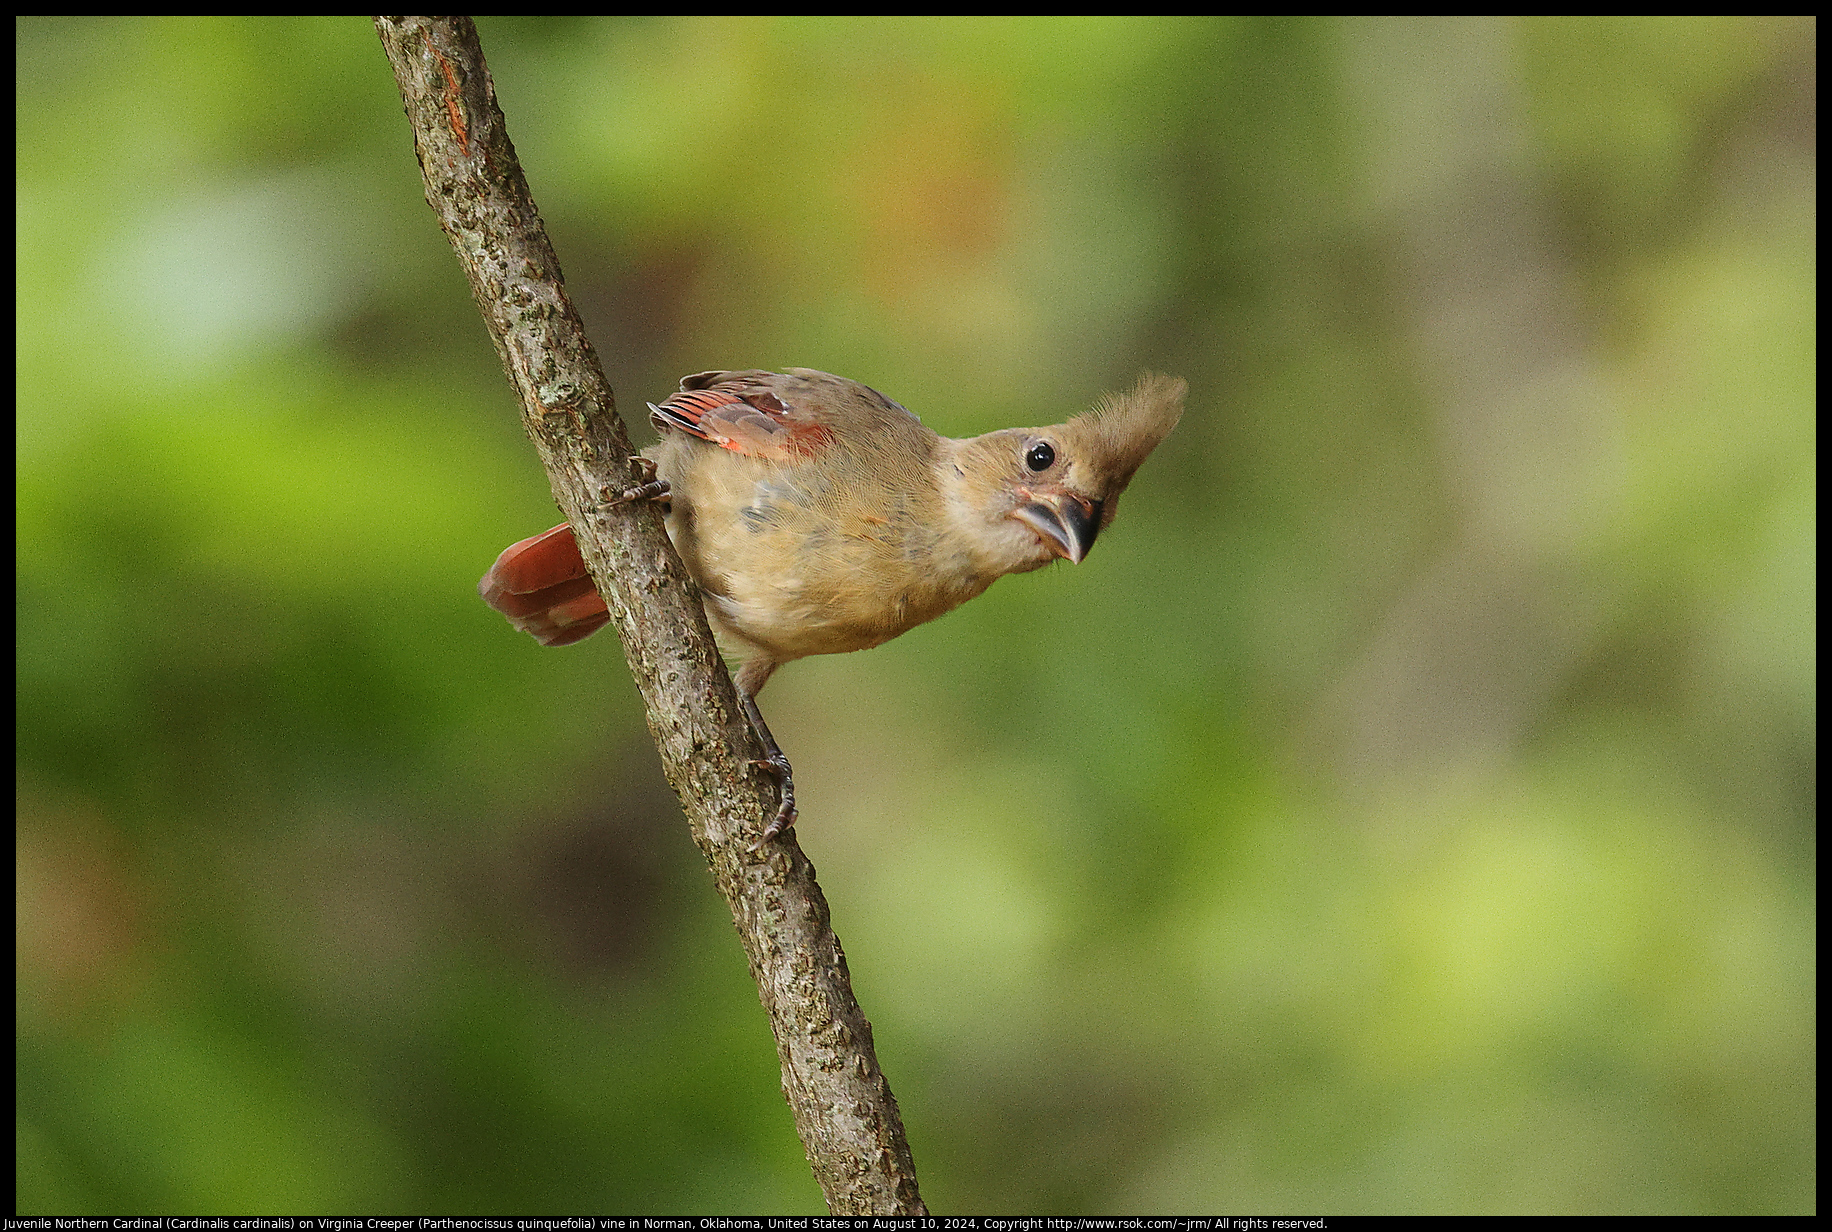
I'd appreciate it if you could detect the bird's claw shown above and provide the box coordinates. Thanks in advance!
[611,479,670,506]
[609,458,670,506]
[748,752,798,850]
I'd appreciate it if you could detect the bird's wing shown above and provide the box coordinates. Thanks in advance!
[477,523,610,647]
[648,382,836,462]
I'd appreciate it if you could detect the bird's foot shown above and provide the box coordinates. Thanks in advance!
[736,687,798,850]
[616,479,671,505]
[748,750,798,851]
[610,457,670,506]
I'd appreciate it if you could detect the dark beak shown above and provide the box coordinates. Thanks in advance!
[1013,492,1103,563]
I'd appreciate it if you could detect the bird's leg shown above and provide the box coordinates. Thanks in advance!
[738,688,797,848]
[732,658,795,848]
[610,455,671,506]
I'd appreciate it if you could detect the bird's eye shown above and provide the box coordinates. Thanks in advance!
[1025,441,1056,472]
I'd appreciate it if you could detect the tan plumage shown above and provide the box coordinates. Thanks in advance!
[481,368,1184,841]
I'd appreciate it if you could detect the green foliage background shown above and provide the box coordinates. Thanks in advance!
[16,16,1814,1215]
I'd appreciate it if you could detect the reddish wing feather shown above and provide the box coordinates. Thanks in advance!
[649,386,833,461]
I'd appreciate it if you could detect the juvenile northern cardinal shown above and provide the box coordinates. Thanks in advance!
[481,368,1185,845]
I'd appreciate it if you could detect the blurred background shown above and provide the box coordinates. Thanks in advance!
[16,16,1814,1215]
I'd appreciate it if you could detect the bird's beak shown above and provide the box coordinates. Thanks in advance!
[1013,492,1103,564]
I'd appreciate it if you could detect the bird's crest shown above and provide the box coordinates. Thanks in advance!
[1069,372,1186,488]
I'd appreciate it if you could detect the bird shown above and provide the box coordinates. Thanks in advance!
[479,368,1185,846]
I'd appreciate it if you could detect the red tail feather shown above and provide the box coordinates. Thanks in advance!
[478,523,611,646]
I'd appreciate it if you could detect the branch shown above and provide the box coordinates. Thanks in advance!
[374,17,925,1215]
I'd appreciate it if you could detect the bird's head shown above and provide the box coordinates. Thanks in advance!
[943,373,1185,574]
